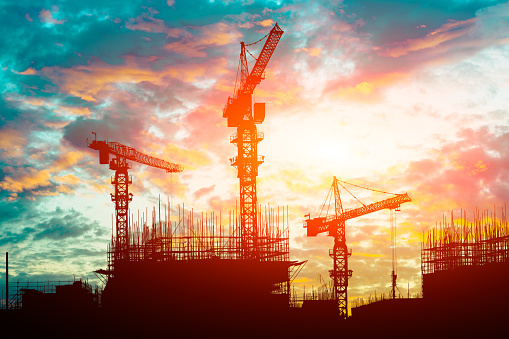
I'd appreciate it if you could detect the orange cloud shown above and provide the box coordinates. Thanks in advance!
[165,23,242,58]
[0,149,84,195]
[256,19,274,27]
[53,174,81,185]
[40,56,228,102]
[378,18,477,58]
[333,73,406,102]
[56,106,91,117]
[295,47,322,57]
[353,252,384,258]
[0,168,52,193]
[470,160,487,176]
[162,143,210,170]
[19,68,37,75]
[50,151,83,172]
[443,151,489,177]
[0,128,26,158]
[164,40,208,58]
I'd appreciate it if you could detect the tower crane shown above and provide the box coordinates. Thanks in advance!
[223,23,284,260]
[304,176,411,319]
[87,134,183,267]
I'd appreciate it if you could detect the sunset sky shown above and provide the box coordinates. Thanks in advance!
[1,0,509,304]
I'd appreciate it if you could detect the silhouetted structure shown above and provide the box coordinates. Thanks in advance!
[304,176,411,318]
[350,207,509,338]
[97,203,301,335]
[223,23,283,260]
[87,136,182,263]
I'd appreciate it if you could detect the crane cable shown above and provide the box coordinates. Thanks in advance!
[320,178,403,218]
[336,180,366,208]
[245,31,269,47]
[335,178,401,196]
[318,184,334,218]
[232,29,270,96]
[245,48,258,61]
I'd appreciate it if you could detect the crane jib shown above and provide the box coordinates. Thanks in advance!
[241,23,284,95]
[337,193,412,222]
[88,140,183,173]
[304,193,412,236]
[222,23,284,128]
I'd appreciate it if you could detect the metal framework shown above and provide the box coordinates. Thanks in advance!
[88,138,182,264]
[223,23,283,260]
[421,207,509,278]
[107,203,290,264]
[104,202,294,298]
[304,177,411,318]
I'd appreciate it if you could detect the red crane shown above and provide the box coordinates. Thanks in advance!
[87,134,183,266]
[304,176,411,319]
[223,23,284,260]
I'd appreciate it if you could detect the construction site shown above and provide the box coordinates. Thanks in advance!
[1,23,508,337]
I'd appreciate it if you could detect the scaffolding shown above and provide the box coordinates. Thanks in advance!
[107,202,290,266]
[421,206,509,276]
[103,202,292,298]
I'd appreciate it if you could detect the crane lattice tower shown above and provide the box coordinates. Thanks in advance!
[305,176,411,318]
[88,138,182,266]
[223,23,283,260]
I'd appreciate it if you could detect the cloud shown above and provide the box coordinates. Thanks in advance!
[39,6,66,26]
[34,207,102,240]
[165,23,242,58]
[0,167,52,193]
[400,126,509,212]
[377,18,477,58]
[295,47,322,57]
[193,185,215,199]
[125,8,186,37]
[0,128,26,158]
[0,227,35,246]
[51,151,83,171]
[161,143,211,170]
[322,2,509,96]
[256,19,274,27]
[39,55,229,102]
[0,199,105,245]
[0,149,84,196]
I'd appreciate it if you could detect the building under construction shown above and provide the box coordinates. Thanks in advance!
[90,22,305,336]
[351,207,509,337]
[421,208,509,324]
[99,204,300,333]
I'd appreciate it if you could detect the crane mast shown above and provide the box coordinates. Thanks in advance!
[304,176,411,319]
[223,23,283,260]
[88,138,183,267]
